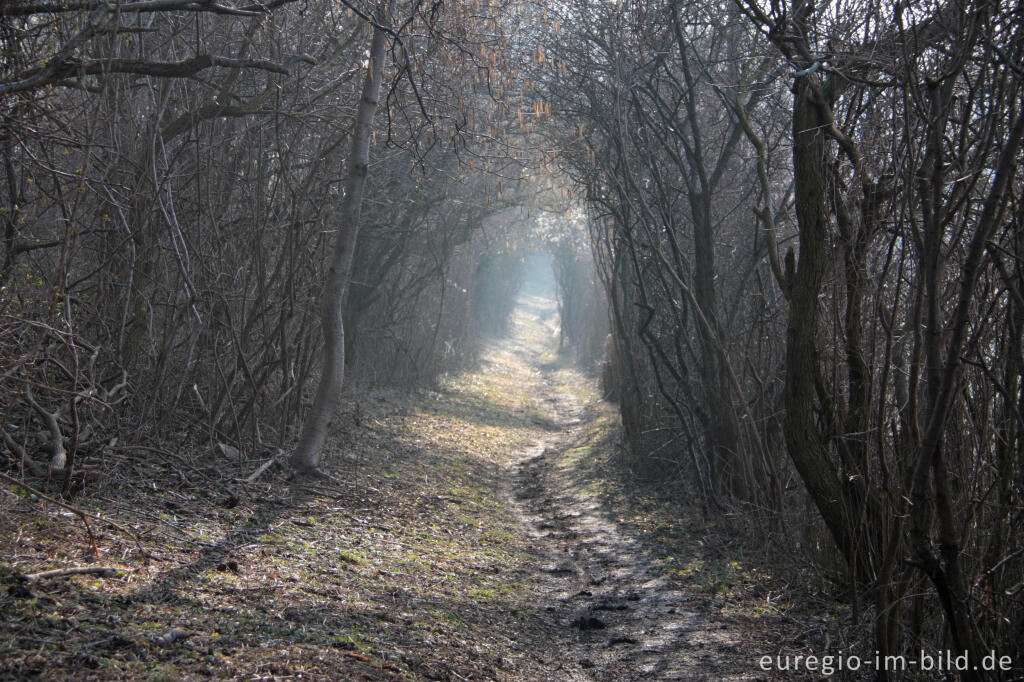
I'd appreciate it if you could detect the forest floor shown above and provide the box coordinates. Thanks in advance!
[1,293,835,680]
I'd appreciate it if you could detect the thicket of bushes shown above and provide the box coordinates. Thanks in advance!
[540,0,1024,673]
[0,0,531,477]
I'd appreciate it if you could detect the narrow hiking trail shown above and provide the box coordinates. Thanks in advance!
[1,292,820,681]
[504,309,758,681]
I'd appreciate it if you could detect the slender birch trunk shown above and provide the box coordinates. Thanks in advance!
[291,3,392,475]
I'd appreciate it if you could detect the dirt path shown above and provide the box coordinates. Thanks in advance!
[495,298,763,681]
[1,292,810,681]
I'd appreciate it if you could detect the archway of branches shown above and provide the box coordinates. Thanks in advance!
[3,0,1024,674]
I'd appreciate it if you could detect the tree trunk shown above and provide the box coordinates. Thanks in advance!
[783,74,860,565]
[290,4,392,475]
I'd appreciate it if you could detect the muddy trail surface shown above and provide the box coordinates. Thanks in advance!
[1,293,817,681]
[499,301,763,681]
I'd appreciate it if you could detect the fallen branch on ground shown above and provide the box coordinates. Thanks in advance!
[245,450,283,484]
[19,566,128,582]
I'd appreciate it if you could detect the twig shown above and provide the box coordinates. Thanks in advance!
[244,450,283,484]
[109,444,220,486]
[0,4,110,96]
[0,470,96,553]
[19,566,128,582]
[0,470,157,562]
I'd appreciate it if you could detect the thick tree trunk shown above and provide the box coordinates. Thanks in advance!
[290,4,392,475]
[783,75,860,564]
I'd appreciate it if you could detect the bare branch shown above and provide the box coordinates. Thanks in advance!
[0,4,109,97]
[3,54,316,95]
[0,0,301,17]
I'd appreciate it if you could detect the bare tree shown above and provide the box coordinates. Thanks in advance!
[289,0,395,476]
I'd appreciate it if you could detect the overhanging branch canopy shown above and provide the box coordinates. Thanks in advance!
[0,0,313,96]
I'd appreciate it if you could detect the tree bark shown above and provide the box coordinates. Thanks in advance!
[783,74,860,564]
[290,3,392,475]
